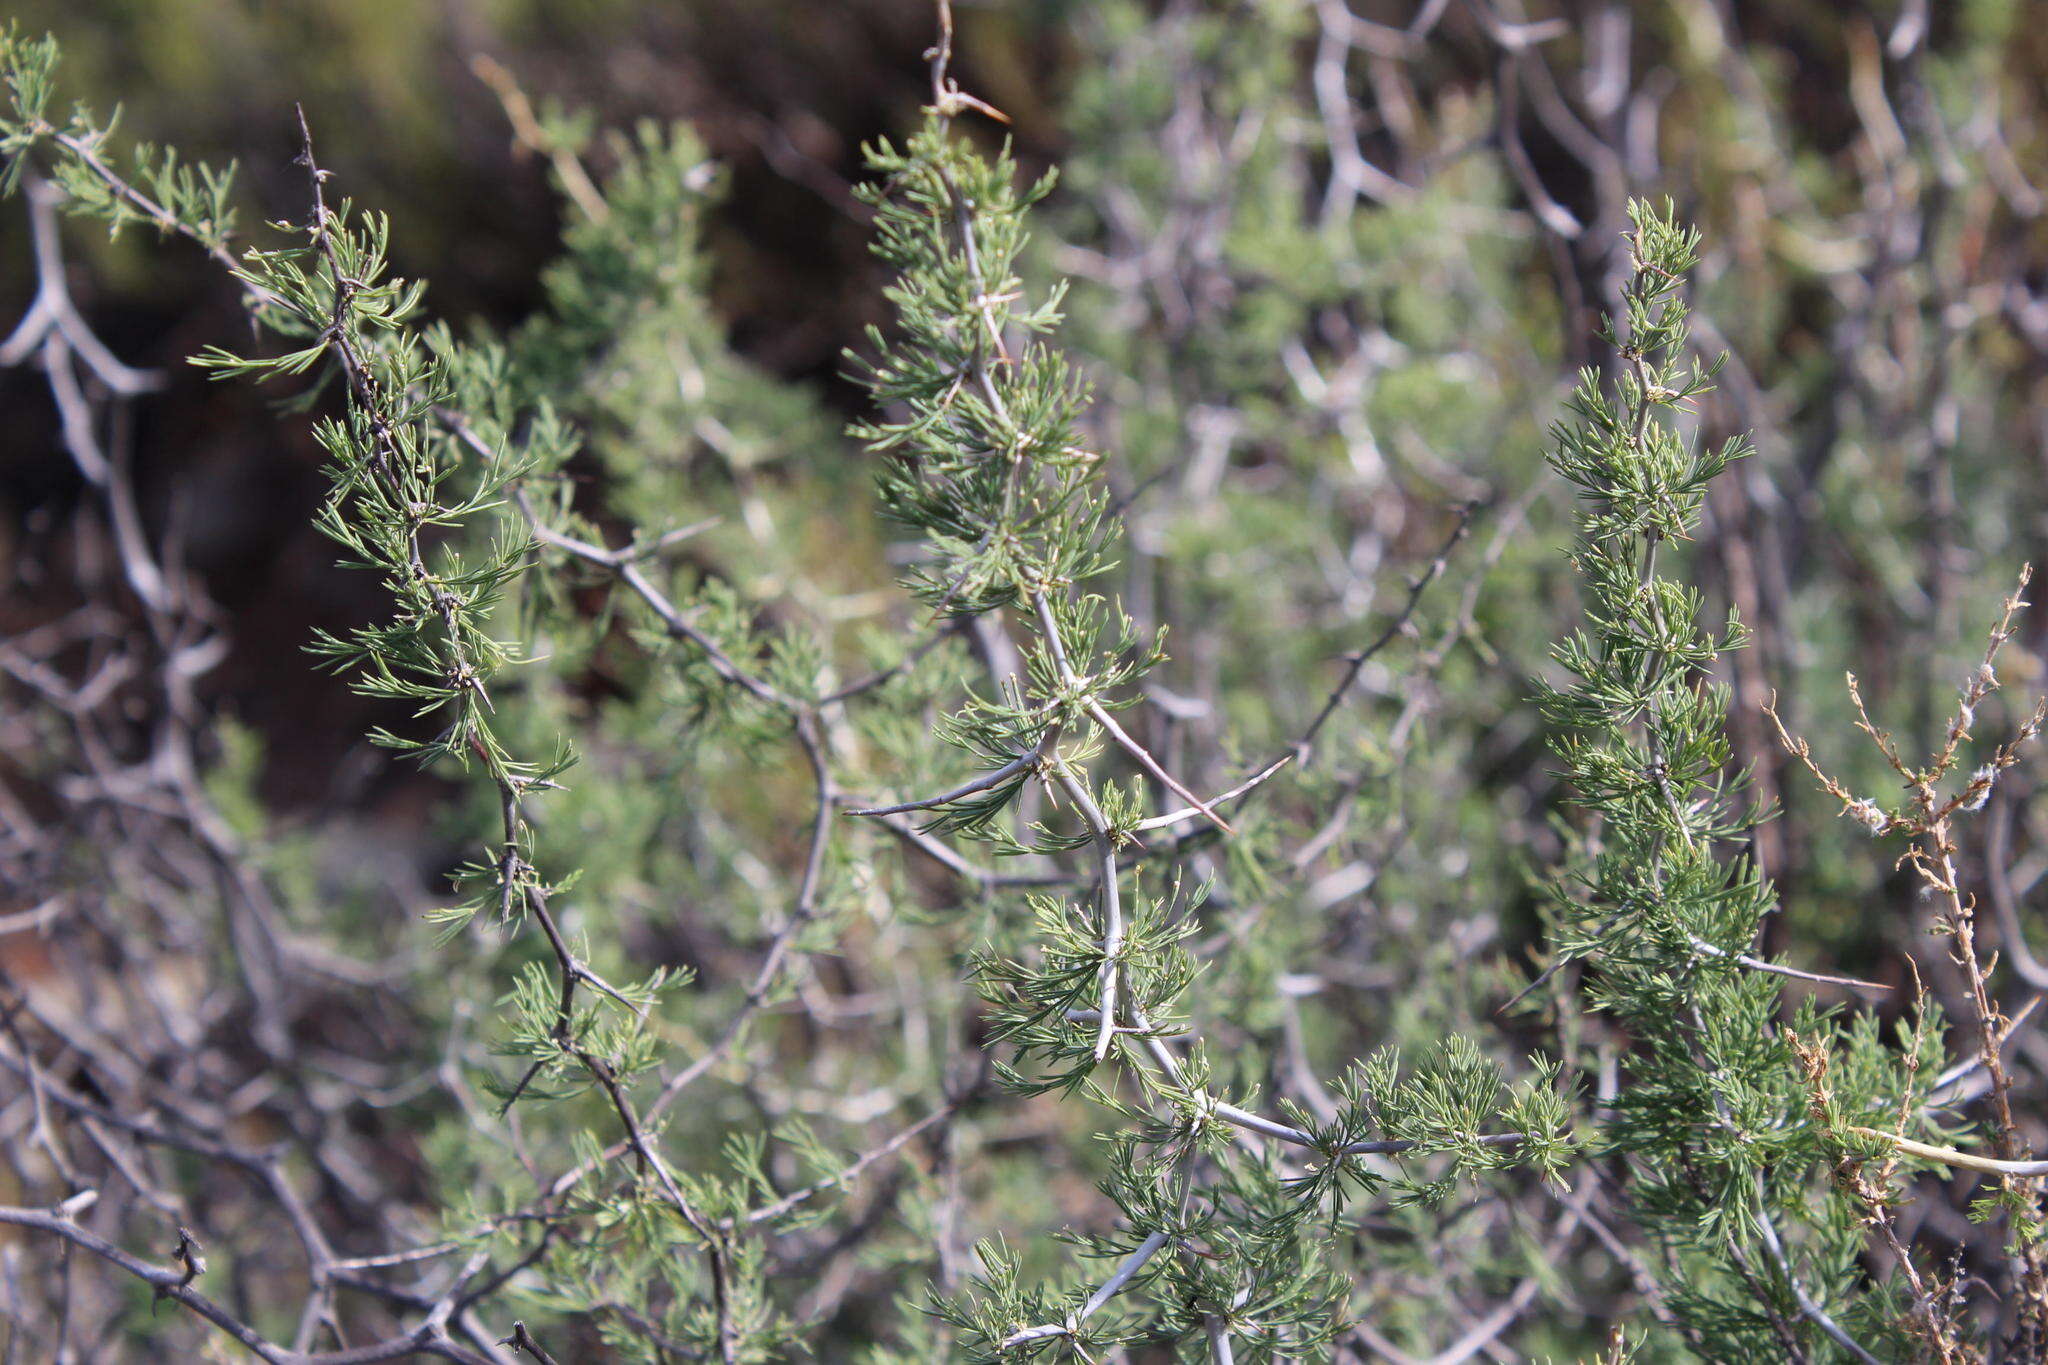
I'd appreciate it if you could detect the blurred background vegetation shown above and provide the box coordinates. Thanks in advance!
[8,0,2045,857]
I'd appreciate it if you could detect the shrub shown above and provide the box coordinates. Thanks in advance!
[3,3,2047,1360]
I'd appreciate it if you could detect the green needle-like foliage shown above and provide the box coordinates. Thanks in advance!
[849,48,1570,1361]
[1535,199,1951,1362]
[11,8,2048,1362]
